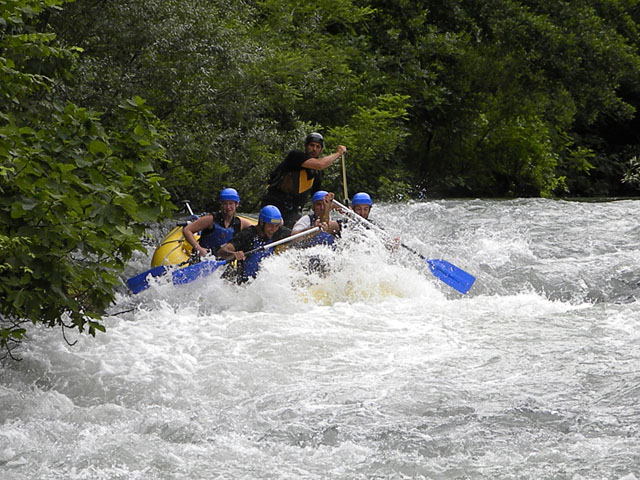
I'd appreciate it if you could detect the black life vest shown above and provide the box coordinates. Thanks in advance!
[267,152,321,198]
[198,213,241,251]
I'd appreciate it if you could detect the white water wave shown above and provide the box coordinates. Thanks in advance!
[1,199,639,479]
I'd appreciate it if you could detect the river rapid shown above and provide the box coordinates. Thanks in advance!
[1,198,639,479]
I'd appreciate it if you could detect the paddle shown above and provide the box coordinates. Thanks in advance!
[396,244,476,295]
[127,205,201,294]
[126,265,170,294]
[332,199,476,294]
[171,226,321,285]
[127,226,321,293]
[340,151,349,206]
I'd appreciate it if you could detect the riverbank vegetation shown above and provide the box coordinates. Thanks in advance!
[1,0,173,355]
[2,0,640,353]
[48,0,640,206]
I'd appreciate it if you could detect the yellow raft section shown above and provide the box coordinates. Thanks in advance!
[150,215,257,268]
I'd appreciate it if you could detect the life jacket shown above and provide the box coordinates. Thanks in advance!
[302,214,333,245]
[309,231,335,246]
[304,213,316,228]
[294,214,337,248]
[242,236,275,279]
[199,213,241,251]
[273,169,318,196]
[267,153,321,201]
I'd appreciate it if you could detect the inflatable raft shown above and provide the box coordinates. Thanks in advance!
[150,215,257,268]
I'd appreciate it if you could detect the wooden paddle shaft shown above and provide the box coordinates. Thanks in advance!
[341,152,349,205]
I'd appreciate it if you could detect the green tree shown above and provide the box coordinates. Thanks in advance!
[0,0,173,357]
[362,0,640,196]
[51,0,415,208]
[251,0,413,199]
[50,0,301,211]
[49,0,640,201]
[326,94,412,200]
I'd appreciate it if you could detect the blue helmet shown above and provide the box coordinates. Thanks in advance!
[259,205,283,224]
[305,132,324,147]
[311,190,329,204]
[351,192,372,206]
[219,187,240,203]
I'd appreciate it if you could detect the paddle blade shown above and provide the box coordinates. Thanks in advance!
[126,266,167,294]
[427,259,476,294]
[171,259,228,285]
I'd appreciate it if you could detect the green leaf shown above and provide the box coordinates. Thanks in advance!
[88,139,109,155]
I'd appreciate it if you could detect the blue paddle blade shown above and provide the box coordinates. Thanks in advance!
[126,266,168,294]
[426,259,476,294]
[171,259,228,285]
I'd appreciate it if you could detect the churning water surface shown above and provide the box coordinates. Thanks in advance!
[1,198,639,479]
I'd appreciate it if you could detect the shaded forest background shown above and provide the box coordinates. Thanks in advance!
[3,0,640,352]
[43,0,640,208]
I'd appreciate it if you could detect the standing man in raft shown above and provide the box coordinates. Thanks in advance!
[261,132,347,228]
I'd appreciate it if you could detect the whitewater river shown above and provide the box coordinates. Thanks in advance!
[1,198,639,479]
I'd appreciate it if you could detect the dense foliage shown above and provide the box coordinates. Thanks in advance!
[1,0,173,355]
[48,0,640,208]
